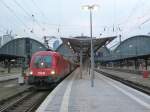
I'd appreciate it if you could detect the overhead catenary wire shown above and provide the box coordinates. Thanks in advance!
[118,0,147,26]
[30,0,63,33]
[0,0,37,37]
[9,0,119,33]
[12,0,51,39]
[1,0,41,37]
[114,0,150,41]
[13,0,31,17]
[14,0,61,38]
[109,0,144,49]
[12,0,44,31]
[119,0,149,30]
[30,0,61,38]
[0,0,28,29]
[0,0,29,35]
[30,0,50,23]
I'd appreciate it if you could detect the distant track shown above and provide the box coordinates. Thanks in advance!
[96,69,150,95]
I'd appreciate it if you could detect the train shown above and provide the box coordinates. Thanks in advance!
[25,51,76,86]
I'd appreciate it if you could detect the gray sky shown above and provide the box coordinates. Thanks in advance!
[0,0,150,46]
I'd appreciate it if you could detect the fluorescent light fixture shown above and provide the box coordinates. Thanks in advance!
[81,4,99,11]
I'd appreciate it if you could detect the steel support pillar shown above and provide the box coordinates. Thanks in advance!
[8,59,11,73]
[145,58,148,70]
[134,59,137,70]
[90,9,95,87]
[80,48,83,79]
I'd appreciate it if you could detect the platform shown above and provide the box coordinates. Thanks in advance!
[36,68,150,112]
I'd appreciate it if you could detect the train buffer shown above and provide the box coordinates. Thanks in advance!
[36,68,150,112]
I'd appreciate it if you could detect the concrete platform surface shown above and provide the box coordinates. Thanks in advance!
[36,68,150,112]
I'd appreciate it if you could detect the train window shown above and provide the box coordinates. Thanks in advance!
[33,55,52,68]
[33,56,42,68]
[43,56,52,68]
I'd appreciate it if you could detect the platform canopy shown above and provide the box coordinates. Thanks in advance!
[61,36,116,57]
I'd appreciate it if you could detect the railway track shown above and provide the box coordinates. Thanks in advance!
[0,90,50,112]
[0,68,75,112]
[96,69,150,95]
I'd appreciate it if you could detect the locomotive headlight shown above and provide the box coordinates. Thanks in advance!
[29,71,33,75]
[41,62,44,66]
[51,70,55,75]
[26,71,33,76]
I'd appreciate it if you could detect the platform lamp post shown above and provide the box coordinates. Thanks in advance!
[82,4,99,87]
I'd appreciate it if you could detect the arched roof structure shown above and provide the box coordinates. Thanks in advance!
[0,37,48,59]
[98,35,150,62]
[113,35,150,59]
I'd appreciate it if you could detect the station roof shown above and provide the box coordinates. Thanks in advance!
[99,35,150,62]
[0,37,48,58]
[61,36,116,57]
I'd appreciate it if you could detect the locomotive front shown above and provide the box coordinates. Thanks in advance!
[26,51,58,85]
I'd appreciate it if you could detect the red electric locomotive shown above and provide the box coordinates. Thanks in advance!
[26,51,71,86]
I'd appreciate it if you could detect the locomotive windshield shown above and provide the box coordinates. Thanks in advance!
[33,55,52,68]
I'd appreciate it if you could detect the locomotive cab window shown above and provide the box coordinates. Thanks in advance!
[33,55,52,68]
[33,56,42,68]
[43,56,52,68]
